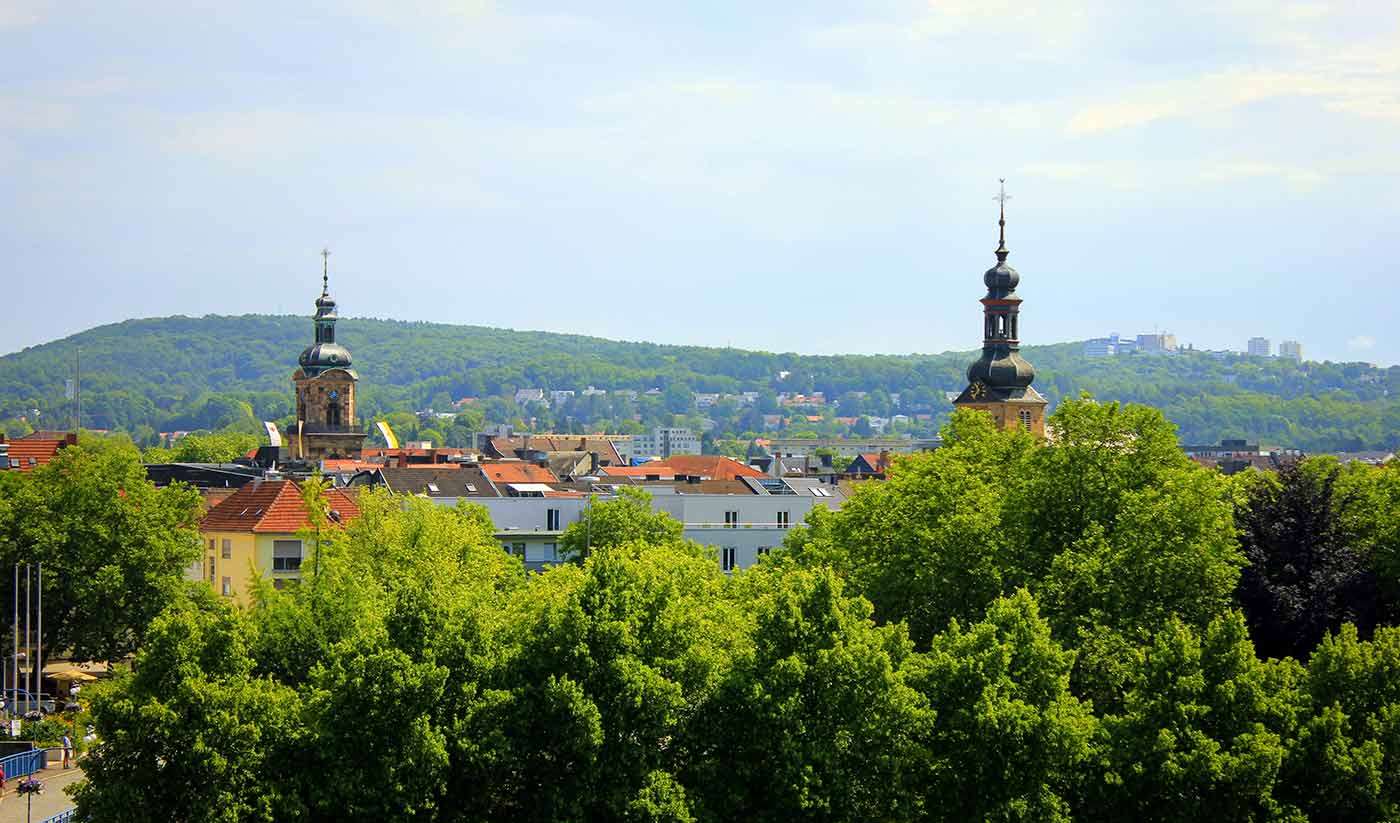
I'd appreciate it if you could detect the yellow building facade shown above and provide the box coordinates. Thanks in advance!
[196,479,360,604]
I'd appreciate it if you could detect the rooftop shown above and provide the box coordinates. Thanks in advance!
[199,479,361,533]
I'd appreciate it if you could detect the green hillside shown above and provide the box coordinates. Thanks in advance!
[1,314,1397,451]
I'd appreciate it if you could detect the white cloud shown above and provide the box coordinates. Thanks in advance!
[1197,162,1328,192]
[1348,335,1377,350]
[0,0,48,28]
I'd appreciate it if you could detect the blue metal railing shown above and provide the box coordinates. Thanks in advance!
[0,747,45,781]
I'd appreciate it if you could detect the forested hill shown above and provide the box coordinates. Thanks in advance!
[2,314,1398,451]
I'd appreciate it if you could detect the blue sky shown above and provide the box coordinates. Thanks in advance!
[3,1,1398,365]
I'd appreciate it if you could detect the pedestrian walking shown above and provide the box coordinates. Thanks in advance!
[62,733,73,769]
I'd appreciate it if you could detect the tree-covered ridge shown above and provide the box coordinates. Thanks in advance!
[1,314,1398,450]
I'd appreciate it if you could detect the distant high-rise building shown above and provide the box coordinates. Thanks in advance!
[1136,333,1178,355]
[1084,338,1116,357]
[1279,340,1303,362]
[1247,337,1272,357]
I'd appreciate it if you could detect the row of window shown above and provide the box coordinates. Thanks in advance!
[721,545,773,572]
[501,542,770,573]
[541,509,793,530]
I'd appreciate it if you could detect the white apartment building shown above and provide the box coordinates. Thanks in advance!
[1279,340,1303,362]
[632,427,701,459]
[766,437,936,460]
[443,482,843,572]
[1247,337,1272,357]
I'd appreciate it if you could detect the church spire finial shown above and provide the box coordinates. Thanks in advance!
[320,247,331,296]
[994,178,1011,259]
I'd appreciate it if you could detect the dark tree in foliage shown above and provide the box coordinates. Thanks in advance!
[1235,458,1378,659]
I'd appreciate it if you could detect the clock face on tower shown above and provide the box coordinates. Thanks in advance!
[969,381,987,399]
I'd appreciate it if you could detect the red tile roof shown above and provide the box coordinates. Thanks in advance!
[199,480,361,534]
[482,462,558,484]
[321,459,388,473]
[652,455,767,480]
[2,435,74,472]
[599,465,677,479]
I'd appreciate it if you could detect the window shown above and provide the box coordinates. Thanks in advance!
[511,543,526,558]
[777,511,790,529]
[722,546,737,572]
[208,556,216,583]
[757,546,771,557]
[724,510,739,529]
[208,538,215,552]
[1019,409,1033,431]
[272,540,303,572]
[546,508,561,531]
[221,538,232,559]
[526,543,559,564]
[221,576,232,597]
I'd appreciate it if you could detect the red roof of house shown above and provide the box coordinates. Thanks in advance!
[482,462,558,484]
[199,479,361,534]
[652,455,766,480]
[599,465,678,479]
[2,435,74,472]
[321,459,390,473]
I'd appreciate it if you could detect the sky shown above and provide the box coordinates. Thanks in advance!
[2,0,1398,365]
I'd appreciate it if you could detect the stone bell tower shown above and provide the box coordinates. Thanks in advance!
[289,249,366,459]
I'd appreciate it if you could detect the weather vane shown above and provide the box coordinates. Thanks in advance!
[994,179,1010,251]
[320,247,331,295]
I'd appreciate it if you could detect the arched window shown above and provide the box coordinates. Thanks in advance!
[1019,409,1033,431]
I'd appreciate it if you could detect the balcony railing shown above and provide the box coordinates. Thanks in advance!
[295,424,366,435]
[682,522,792,530]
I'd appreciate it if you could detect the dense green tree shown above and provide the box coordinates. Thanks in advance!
[693,565,930,822]
[911,590,1096,823]
[781,412,1031,646]
[1022,398,1243,637]
[148,431,262,463]
[456,540,735,822]
[558,487,685,561]
[1281,623,1400,821]
[72,590,307,823]
[1086,611,1304,822]
[1235,458,1380,659]
[0,438,202,661]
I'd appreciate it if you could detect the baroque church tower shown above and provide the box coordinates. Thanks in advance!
[951,182,1048,436]
[289,250,366,460]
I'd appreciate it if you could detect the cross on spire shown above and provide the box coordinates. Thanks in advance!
[994,178,1010,253]
[320,247,331,296]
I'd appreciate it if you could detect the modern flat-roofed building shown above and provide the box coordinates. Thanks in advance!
[1247,337,1272,357]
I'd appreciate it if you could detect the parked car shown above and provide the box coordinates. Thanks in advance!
[5,690,57,716]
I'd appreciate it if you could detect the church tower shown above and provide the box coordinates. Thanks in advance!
[289,249,366,460]
[951,181,1048,436]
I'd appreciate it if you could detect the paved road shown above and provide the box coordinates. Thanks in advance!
[0,764,82,823]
